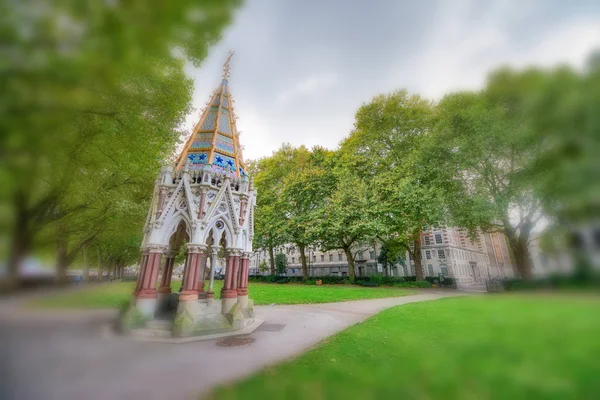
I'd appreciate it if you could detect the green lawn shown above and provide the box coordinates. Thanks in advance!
[30,281,414,308]
[210,295,600,400]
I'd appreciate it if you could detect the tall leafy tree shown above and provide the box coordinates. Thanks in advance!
[342,91,450,281]
[280,146,334,281]
[0,0,242,285]
[314,164,383,283]
[250,144,302,275]
[435,55,600,278]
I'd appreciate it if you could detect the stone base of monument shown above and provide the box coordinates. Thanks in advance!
[120,294,257,342]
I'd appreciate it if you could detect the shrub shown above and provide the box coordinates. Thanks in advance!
[393,281,432,288]
[369,275,384,285]
[359,281,379,287]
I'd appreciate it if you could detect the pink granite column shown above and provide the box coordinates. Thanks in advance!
[180,245,205,302]
[157,251,176,295]
[133,247,149,296]
[237,252,250,296]
[221,249,240,299]
[136,245,165,299]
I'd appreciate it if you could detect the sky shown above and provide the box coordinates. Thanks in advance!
[184,0,600,162]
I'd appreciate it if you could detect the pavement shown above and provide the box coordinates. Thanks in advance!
[0,290,467,400]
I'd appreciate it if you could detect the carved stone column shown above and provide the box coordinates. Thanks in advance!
[157,251,176,294]
[221,248,241,313]
[134,244,166,318]
[237,252,251,297]
[133,247,149,296]
[197,248,208,299]
[180,244,207,302]
[206,247,218,299]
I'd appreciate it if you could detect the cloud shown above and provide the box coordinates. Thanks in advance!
[392,2,600,99]
[276,73,339,105]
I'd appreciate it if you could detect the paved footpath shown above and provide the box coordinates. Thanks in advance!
[0,291,466,400]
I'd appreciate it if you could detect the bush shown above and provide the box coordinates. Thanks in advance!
[503,273,600,291]
[359,281,379,287]
[393,281,432,288]
[425,276,456,287]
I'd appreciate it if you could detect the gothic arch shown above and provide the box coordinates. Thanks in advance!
[162,211,192,245]
[202,214,234,248]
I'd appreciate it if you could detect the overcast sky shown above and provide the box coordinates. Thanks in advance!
[184,0,600,161]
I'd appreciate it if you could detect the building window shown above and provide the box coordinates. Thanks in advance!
[425,250,431,259]
[338,253,342,261]
[428,265,434,276]
[329,254,333,262]
[435,232,443,244]
[312,255,316,263]
[438,249,445,259]
[441,266,448,276]
[424,236,431,245]
[320,254,325,262]
[292,257,295,264]
[369,251,375,259]
[358,252,364,260]
[403,265,408,276]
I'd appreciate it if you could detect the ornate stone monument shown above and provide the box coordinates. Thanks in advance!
[122,53,257,338]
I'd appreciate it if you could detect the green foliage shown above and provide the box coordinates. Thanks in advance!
[1,0,242,281]
[258,260,269,274]
[275,252,288,275]
[393,281,432,288]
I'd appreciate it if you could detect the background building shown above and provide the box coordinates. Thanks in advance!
[249,227,517,285]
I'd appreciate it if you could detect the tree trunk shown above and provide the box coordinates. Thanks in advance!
[503,220,533,279]
[268,246,275,275]
[343,246,356,283]
[413,233,424,281]
[56,225,70,285]
[83,246,90,281]
[6,195,33,289]
[298,244,308,281]
[507,235,533,279]
[97,249,103,281]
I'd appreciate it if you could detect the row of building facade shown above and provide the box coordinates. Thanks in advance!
[248,228,519,287]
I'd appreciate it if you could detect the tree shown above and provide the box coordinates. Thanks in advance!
[0,0,242,286]
[377,239,405,276]
[435,78,548,279]
[250,145,302,274]
[275,252,288,276]
[341,90,452,281]
[258,260,269,274]
[280,147,334,281]
[315,165,383,283]
[435,56,600,278]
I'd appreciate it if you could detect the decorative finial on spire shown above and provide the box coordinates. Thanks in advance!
[222,50,234,80]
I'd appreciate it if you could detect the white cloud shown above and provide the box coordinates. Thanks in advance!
[276,72,339,105]
[394,2,600,99]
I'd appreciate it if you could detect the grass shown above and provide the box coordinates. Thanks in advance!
[29,280,414,309]
[209,294,600,400]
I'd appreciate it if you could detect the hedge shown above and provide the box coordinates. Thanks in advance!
[248,274,455,287]
[502,273,600,291]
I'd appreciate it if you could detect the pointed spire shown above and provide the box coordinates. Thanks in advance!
[222,50,234,80]
[174,52,247,178]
